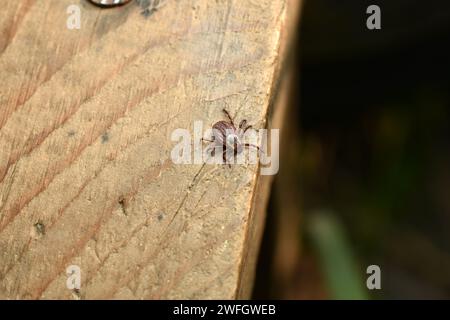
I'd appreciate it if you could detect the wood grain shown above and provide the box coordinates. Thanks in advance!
[0,0,300,299]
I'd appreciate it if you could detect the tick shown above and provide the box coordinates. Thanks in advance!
[202,109,261,166]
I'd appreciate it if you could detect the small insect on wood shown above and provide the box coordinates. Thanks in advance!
[202,109,261,166]
[88,0,133,7]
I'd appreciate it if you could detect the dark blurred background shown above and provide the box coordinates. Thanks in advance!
[253,0,450,299]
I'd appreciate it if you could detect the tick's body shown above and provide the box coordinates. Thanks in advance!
[203,109,260,165]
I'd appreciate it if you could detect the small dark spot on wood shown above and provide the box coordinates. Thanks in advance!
[68,130,76,137]
[118,196,127,216]
[137,0,161,18]
[72,288,81,300]
[101,132,109,144]
[34,221,45,235]
[141,8,155,17]
[157,212,164,221]
[136,0,151,8]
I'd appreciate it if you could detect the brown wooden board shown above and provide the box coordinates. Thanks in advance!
[0,0,301,299]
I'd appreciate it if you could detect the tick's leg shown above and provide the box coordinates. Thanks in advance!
[238,119,253,133]
[201,138,215,156]
[244,143,263,153]
[222,108,235,127]
[222,150,227,164]
[222,150,232,168]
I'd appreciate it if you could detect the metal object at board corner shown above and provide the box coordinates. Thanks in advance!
[87,0,133,8]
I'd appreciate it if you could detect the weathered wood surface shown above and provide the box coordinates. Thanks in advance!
[0,0,300,299]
